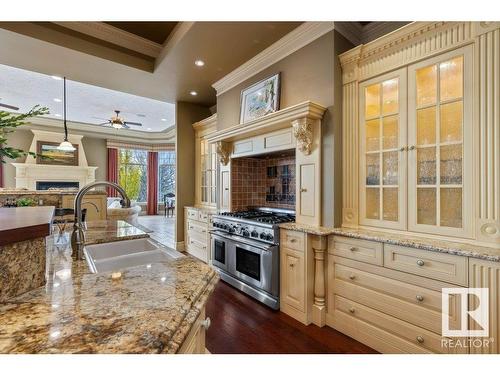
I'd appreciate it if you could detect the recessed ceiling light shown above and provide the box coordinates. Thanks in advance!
[51,75,62,80]
[53,98,62,102]
[190,91,198,96]
[194,59,205,67]
[161,118,167,122]
[54,114,61,117]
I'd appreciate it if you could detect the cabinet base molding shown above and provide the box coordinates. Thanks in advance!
[311,305,326,327]
[175,241,185,252]
[280,304,311,326]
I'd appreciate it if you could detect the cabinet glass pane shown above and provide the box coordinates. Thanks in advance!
[440,57,463,102]
[417,106,436,145]
[382,116,398,149]
[416,65,437,107]
[383,188,398,221]
[366,188,380,219]
[366,154,380,185]
[366,119,380,151]
[211,188,216,203]
[440,188,462,228]
[417,188,436,225]
[440,144,462,185]
[440,101,463,143]
[382,79,398,115]
[365,84,380,119]
[417,147,436,185]
[382,151,398,185]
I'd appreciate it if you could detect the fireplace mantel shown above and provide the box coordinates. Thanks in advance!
[12,163,97,190]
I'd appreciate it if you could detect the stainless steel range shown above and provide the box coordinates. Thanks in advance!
[210,207,295,310]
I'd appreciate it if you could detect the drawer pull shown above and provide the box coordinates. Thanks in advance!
[416,336,424,344]
[416,295,424,302]
[349,307,355,314]
[290,238,297,243]
[349,274,356,280]
[202,230,207,233]
[416,259,425,267]
[349,246,357,252]
[300,188,307,193]
[289,263,295,268]
[201,317,211,330]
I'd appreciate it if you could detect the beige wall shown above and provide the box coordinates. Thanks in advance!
[175,102,211,244]
[2,128,107,188]
[216,30,352,226]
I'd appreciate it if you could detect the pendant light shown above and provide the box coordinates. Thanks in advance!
[57,77,76,151]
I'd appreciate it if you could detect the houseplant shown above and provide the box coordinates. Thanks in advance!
[0,105,49,162]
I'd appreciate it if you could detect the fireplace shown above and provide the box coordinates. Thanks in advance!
[36,181,79,190]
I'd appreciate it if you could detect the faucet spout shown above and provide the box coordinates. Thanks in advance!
[71,181,131,260]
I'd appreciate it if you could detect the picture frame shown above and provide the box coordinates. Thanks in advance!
[239,73,281,124]
[36,141,79,166]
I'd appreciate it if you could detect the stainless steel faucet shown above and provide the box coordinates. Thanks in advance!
[71,181,131,260]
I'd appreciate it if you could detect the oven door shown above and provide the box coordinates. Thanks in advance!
[210,232,229,271]
[230,238,278,296]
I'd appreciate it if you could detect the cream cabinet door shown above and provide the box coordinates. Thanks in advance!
[199,139,217,208]
[408,46,473,238]
[281,247,306,312]
[359,68,407,230]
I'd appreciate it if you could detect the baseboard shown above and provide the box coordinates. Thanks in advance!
[176,241,185,252]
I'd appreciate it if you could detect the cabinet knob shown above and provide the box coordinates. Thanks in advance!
[290,263,295,268]
[300,188,307,193]
[224,188,229,191]
[416,295,424,302]
[416,259,425,267]
[201,317,211,330]
[399,146,406,152]
[349,307,355,314]
[349,246,357,252]
[416,336,424,344]
[409,145,416,151]
[290,238,297,243]
[349,274,356,280]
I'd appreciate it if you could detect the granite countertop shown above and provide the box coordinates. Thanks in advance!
[279,223,500,263]
[0,220,219,353]
[0,206,55,246]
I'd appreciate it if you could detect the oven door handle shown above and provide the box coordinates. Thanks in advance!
[210,230,276,252]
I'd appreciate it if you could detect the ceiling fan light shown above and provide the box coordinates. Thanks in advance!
[57,140,76,151]
[112,122,123,129]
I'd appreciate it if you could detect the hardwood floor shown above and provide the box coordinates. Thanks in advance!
[206,280,378,354]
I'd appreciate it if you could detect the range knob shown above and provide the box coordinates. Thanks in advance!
[265,233,274,242]
[259,232,266,240]
[242,230,250,237]
[251,230,258,238]
[229,226,236,233]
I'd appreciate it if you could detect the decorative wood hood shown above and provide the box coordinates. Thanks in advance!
[207,101,326,143]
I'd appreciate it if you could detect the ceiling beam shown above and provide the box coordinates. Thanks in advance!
[52,21,162,58]
[154,21,195,70]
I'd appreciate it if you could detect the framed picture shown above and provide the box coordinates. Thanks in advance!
[240,73,280,123]
[36,141,79,166]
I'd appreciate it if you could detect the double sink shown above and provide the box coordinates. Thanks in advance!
[84,238,182,273]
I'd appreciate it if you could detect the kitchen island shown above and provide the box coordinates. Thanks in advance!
[0,220,218,354]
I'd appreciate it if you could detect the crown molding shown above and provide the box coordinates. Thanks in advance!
[53,22,162,58]
[212,22,335,96]
[25,116,176,144]
[192,113,217,130]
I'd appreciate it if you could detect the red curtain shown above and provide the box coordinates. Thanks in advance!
[107,148,119,197]
[0,158,3,188]
[146,151,158,215]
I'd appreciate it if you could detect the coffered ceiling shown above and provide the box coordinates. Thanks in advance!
[0,22,302,106]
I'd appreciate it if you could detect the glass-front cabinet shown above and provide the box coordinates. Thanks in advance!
[360,68,407,230]
[408,46,472,237]
[199,139,217,207]
[359,46,472,238]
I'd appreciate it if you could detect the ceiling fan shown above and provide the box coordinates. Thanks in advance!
[0,98,19,111]
[97,110,142,129]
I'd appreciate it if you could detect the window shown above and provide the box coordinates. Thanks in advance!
[119,149,148,202]
[158,150,176,201]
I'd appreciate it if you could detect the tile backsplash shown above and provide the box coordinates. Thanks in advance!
[231,154,295,211]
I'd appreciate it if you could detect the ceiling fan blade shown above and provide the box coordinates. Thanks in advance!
[123,121,142,126]
[97,122,111,126]
[122,124,131,130]
[0,103,20,111]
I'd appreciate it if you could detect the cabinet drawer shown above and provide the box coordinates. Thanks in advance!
[280,230,305,252]
[281,247,306,312]
[331,272,456,334]
[187,236,209,263]
[187,208,199,220]
[198,211,209,223]
[333,295,465,354]
[331,236,383,266]
[187,220,208,238]
[384,244,468,286]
